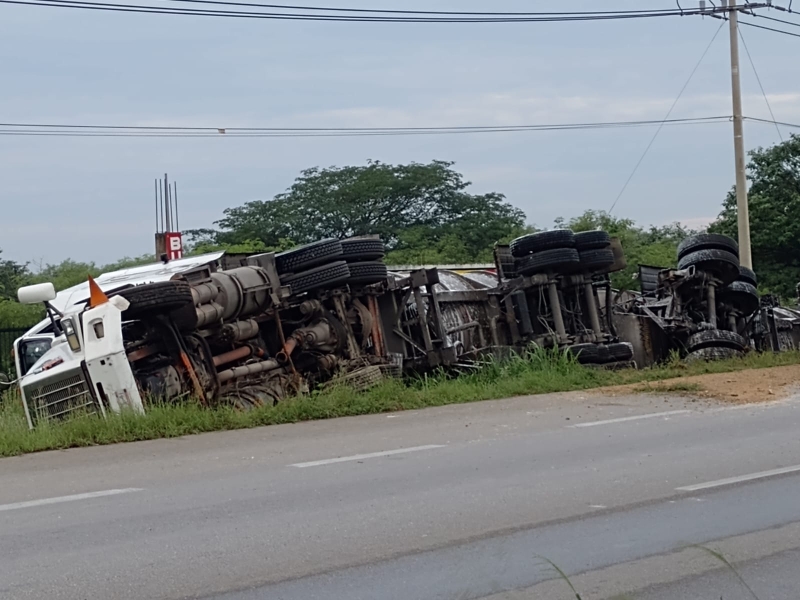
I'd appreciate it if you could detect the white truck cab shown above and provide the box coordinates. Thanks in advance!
[14,253,224,428]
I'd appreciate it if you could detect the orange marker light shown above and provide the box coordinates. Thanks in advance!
[88,276,109,307]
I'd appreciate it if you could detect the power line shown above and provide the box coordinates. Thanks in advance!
[0,0,746,22]
[745,116,800,129]
[738,27,783,140]
[157,2,692,17]
[0,116,730,132]
[755,13,800,28]
[0,116,732,138]
[738,19,800,37]
[609,20,726,214]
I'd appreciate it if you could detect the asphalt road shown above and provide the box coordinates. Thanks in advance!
[2,389,800,600]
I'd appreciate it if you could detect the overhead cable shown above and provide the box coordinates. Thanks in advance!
[0,0,742,22]
[738,28,783,140]
[609,20,726,213]
[0,116,732,138]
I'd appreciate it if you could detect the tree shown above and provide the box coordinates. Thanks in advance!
[555,210,693,290]
[0,251,29,301]
[709,134,800,298]
[187,160,528,262]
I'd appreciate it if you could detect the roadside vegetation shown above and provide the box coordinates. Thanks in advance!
[2,348,799,458]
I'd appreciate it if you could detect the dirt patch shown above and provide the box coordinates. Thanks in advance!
[598,364,800,404]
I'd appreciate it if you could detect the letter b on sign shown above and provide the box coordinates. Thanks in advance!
[166,232,183,260]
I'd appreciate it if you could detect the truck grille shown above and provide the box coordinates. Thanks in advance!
[24,369,101,426]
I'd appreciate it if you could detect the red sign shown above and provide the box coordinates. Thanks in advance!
[166,232,183,260]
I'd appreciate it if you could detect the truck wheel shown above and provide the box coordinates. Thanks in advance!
[720,280,759,316]
[579,248,615,273]
[567,343,600,364]
[276,239,343,275]
[347,261,388,285]
[510,229,575,258]
[737,266,757,287]
[686,346,743,363]
[607,342,634,362]
[677,233,738,261]
[515,247,580,276]
[118,281,194,319]
[494,246,517,279]
[341,238,386,262]
[677,248,740,285]
[687,329,747,352]
[574,230,611,251]
[281,261,350,295]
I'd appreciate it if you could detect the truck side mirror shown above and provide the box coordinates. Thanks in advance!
[18,282,57,305]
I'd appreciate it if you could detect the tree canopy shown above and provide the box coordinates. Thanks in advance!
[709,134,800,297]
[187,160,529,264]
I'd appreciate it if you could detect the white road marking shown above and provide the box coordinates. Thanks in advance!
[290,445,446,468]
[676,465,800,492]
[0,488,143,513]
[568,410,691,428]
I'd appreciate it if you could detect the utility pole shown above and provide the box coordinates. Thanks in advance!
[725,0,752,268]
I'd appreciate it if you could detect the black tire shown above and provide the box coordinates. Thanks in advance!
[677,248,740,285]
[595,344,611,364]
[687,329,747,352]
[516,248,580,276]
[340,238,385,262]
[510,229,575,258]
[118,281,194,319]
[738,266,758,287]
[281,261,350,295]
[677,233,738,261]
[686,346,743,363]
[606,342,634,362]
[579,248,615,273]
[347,261,389,285]
[567,343,599,364]
[574,230,611,251]
[275,239,343,275]
[499,258,517,279]
[495,246,517,279]
[720,280,759,316]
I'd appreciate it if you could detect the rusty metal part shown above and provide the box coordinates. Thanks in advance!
[179,350,207,405]
[367,295,385,356]
[213,346,252,368]
[126,344,159,362]
[217,359,282,383]
[351,298,374,349]
[331,295,361,359]
[276,337,298,364]
[272,309,298,377]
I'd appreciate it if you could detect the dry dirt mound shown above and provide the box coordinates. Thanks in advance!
[598,364,800,404]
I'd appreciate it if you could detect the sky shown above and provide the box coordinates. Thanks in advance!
[0,0,798,267]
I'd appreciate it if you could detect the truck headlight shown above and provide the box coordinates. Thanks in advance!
[62,318,82,353]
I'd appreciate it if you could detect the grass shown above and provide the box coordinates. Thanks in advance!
[2,348,799,458]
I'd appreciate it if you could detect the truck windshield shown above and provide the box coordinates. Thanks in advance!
[18,338,53,376]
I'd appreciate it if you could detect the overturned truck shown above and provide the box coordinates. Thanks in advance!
[614,233,778,366]
[15,229,632,427]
